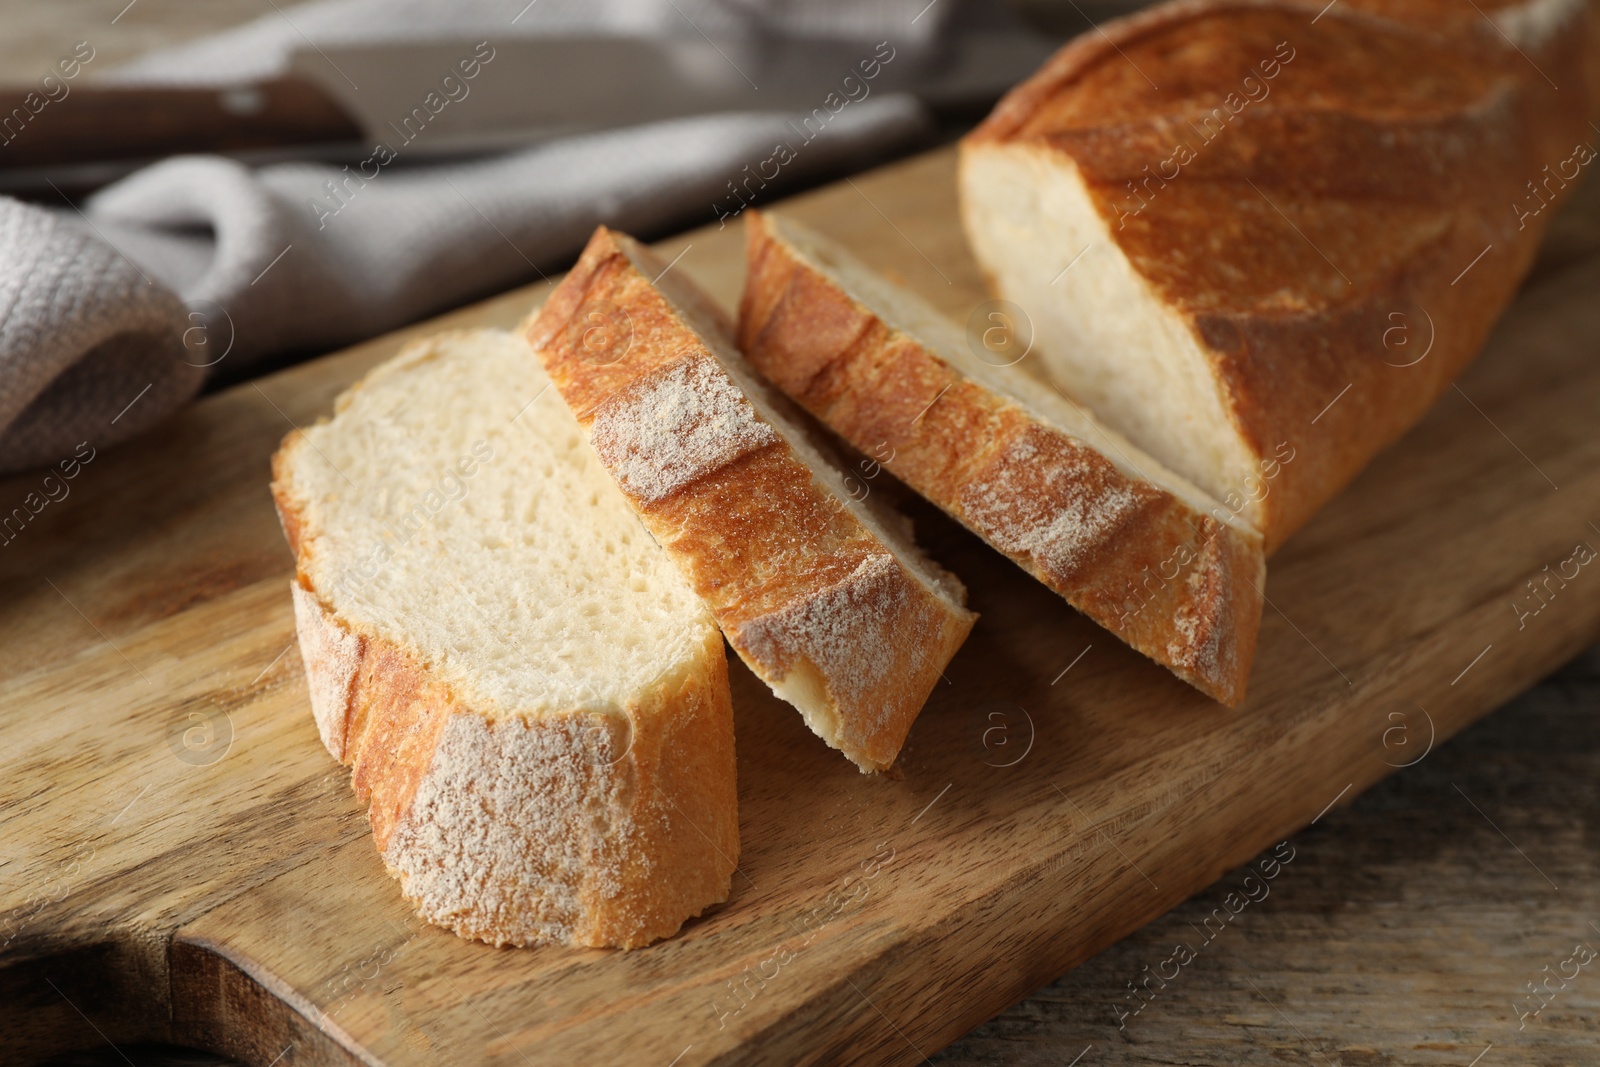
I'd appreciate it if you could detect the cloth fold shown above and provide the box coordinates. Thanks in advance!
[0,0,980,476]
[87,97,929,364]
[0,201,203,472]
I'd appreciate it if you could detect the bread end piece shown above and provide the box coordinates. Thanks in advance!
[958,0,1595,550]
[526,227,976,771]
[270,330,737,948]
[739,210,1263,705]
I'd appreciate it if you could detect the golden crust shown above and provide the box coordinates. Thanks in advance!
[961,0,1595,548]
[525,227,975,771]
[268,344,738,950]
[738,210,1265,705]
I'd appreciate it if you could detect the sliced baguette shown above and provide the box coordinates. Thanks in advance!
[524,226,975,772]
[959,0,1594,549]
[739,210,1265,706]
[270,328,737,949]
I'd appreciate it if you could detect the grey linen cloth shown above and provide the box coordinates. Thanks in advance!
[0,0,962,476]
[0,203,200,471]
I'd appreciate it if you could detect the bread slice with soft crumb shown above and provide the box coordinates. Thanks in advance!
[270,328,737,949]
[739,210,1264,706]
[525,226,975,773]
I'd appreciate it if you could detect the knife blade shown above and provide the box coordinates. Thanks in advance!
[0,31,1053,195]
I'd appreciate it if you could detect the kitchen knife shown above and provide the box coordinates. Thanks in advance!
[0,31,1053,194]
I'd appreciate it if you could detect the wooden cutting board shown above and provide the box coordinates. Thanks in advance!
[4,147,1600,1067]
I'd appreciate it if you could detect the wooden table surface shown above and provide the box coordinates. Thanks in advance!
[35,647,1600,1067]
[9,5,1600,1067]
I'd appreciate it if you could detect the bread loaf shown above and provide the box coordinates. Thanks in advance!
[525,227,975,772]
[960,0,1595,549]
[271,329,737,949]
[740,210,1265,705]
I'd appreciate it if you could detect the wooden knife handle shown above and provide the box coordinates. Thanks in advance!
[0,78,363,169]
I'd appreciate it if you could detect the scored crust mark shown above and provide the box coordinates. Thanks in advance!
[731,553,940,765]
[738,210,1264,706]
[589,355,780,505]
[382,711,630,948]
[1165,540,1236,690]
[959,423,1161,586]
[953,420,1255,704]
[324,609,736,950]
[529,226,975,772]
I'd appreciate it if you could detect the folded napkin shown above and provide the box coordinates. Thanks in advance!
[0,0,992,476]
[0,201,201,472]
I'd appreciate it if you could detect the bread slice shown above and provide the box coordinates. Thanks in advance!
[524,226,975,772]
[739,210,1264,706]
[270,329,737,949]
[959,0,1594,550]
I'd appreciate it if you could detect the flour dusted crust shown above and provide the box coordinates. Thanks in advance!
[589,356,782,503]
[525,227,975,772]
[375,628,735,949]
[739,211,1264,705]
[270,340,738,950]
[959,0,1596,548]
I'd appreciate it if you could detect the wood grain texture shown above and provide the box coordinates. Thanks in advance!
[935,647,1600,1066]
[49,650,1600,1067]
[1,147,1598,1066]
